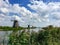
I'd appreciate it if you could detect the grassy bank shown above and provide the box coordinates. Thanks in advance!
[8,25,60,45]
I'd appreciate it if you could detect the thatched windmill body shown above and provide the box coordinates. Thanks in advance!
[12,20,19,28]
[12,16,19,28]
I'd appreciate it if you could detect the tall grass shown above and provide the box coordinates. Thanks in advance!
[8,26,60,45]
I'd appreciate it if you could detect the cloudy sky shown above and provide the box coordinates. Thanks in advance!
[0,0,60,27]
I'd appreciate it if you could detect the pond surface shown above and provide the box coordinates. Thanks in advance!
[0,31,12,45]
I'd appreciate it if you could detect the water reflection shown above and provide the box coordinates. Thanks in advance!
[0,31,12,45]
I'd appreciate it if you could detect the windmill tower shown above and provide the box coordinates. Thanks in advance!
[12,15,19,28]
[13,20,19,28]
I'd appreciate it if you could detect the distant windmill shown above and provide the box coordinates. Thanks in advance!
[11,15,19,28]
[12,20,19,28]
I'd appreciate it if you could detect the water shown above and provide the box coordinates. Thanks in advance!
[0,31,12,45]
[30,27,43,32]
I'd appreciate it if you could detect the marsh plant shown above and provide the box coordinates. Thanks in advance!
[8,25,60,45]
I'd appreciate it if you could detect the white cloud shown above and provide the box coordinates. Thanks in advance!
[0,8,9,13]
[28,0,60,26]
[51,12,60,19]
[0,0,35,26]
[0,0,60,27]
[12,15,24,22]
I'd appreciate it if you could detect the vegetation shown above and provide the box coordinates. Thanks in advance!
[8,25,60,45]
[0,26,24,31]
[0,26,36,31]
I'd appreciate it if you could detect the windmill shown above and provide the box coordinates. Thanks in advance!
[11,15,19,28]
[12,20,19,28]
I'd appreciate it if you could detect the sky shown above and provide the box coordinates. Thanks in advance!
[0,0,60,27]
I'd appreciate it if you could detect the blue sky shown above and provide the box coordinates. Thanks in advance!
[8,0,60,5]
[8,0,60,11]
[0,0,60,27]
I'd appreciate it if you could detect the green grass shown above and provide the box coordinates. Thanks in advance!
[0,26,25,31]
[8,25,60,45]
[0,26,36,31]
